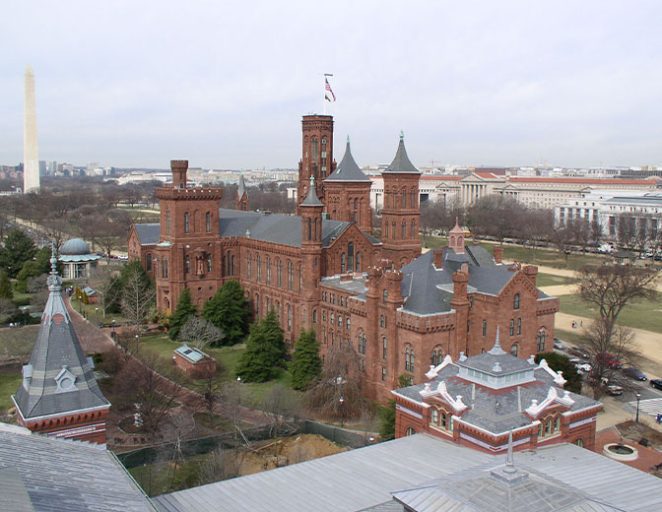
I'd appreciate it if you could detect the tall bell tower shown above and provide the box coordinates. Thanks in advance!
[297,115,335,214]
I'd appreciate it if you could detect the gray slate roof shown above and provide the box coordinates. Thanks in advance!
[13,265,109,420]
[135,223,160,245]
[0,423,155,512]
[394,356,598,434]
[384,135,420,173]
[326,140,371,182]
[153,434,662,512]
[400,247,520,315]
[301,176,324,206]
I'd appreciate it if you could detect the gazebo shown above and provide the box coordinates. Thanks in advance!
[58,238,101,280]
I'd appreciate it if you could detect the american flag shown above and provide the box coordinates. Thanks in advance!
[324,77,336,102]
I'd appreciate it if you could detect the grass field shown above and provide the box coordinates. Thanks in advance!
[0,369,21,415]
[536,273,577,287]
[559,293,662,334]
[0,325,39,362]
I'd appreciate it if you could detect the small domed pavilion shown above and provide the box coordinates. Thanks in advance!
[58,238,101,280]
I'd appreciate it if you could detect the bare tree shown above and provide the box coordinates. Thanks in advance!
[120,264,155,332]
[305,340,365,422]
[261,383,301,436]
[179,316,225,350]
[218,380,243,429]
[196,446,242,485]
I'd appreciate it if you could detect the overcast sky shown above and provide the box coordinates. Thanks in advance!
[1,1,661,169]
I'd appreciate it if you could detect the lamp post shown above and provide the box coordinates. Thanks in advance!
[339,396,345,428]
[635,393,641,423]
[111,319,116,340]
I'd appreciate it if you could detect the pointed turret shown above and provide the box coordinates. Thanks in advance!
[12,244,110,444]
[301,175,324,207]
[236,175,249,211]
[384,132,420,174]
[488,327,507,356]
[326,138,370,182]
[448,217,465,254]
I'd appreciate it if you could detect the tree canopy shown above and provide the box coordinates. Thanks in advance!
[236,311,286,382]
[203,280,250,345]
[534,352,581,393]
[0,270,13,300]
[0,228,37,278]
[168,288,196,340]
[290,329,322,390]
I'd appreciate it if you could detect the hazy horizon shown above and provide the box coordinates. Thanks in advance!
[1,1,661,170]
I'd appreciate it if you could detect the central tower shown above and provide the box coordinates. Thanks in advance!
[296,115,335,213]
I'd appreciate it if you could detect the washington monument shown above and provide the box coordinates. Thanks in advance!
[23,66,40,193]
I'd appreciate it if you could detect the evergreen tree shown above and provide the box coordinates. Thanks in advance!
[290,329,322,390]
[379,399,396,440]
[203,280,250,345]
[0,228,37,278]
[535,352,582,393]
[168,288,196,340]
[236,311,286,382]
[15,247,53,293]
[0,270,13,300]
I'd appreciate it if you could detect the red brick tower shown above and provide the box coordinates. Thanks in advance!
[153,160,223,313]
[236,175,249,211]
[324,137,372,232]
[381,134,422,267]
[299,176,324,330]
[297,115,335,214]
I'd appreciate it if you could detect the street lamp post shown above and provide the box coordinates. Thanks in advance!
[339,396,345,428]
[111,319,116,340]
[635,393,641,423]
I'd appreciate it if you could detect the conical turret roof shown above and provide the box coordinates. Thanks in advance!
[237,175,247,198]
[384,132,420,173]
[326,138,371,182]
[301,175,323,207]
[13,245,109,420]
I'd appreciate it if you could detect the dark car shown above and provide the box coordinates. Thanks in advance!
[623,367,647,381]
[651,379,662,391]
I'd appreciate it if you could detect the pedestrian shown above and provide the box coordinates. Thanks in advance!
[656,413,662,425]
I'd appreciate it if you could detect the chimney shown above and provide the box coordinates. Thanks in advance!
[171,160,188,189]
[493,246,503,264]
[433,247,444,269]
[523,265,538,286]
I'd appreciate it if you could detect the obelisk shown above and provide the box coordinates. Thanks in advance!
[23,66,40,193]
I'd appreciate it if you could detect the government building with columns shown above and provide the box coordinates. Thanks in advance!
[129,114,559,401]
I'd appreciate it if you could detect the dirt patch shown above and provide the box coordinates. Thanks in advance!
[237,434,347,475]
[616,420,662,447]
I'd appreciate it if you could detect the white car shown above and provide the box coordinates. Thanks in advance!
[575,363,592,374]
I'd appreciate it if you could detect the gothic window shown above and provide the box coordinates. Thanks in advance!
[346,317,351,330]
[276,259,282,287]
[184,212,190,233]
[401,189,407,208]
[338,315,342,328]
[247,253,252,279]
[184,255,191,274]
[256,254,262,282]
[382,336,388,359]
[162,257,169,278]
[287,260,294,290]
[287,304,293,330]
[347,242,354,272]
[383,289,388,303]
[321,137,327,176]
[401,220,406,239]
[312,309,317,323]
[509,319,515,336]
[513,293,521,310]
[355,252,361,272]
[358,331,367,354]
[536,328,547,352]
[404,427,415,436]
[482,320,487,336]
[230,255,235,275]
[431,346,443,365]
[410,189,416,208]
[311,137,319,165]
[266,256,272,285]
[392,221,396,239]
[205,211,212,232]
[146,253,152,272]
[410,219,416,238]
[379,314,385,328]
[382,367,387,381]
[510,343,519,357]
[255,293,260,317]
[404,345,415,372]
[384,222,389,239]
[517,317,522,335]
[206,254,213,273]
[340,253,346,273]
[330,312,334,325]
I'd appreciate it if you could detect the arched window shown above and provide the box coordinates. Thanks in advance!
[162,257,169,278]
[401,189,407,208]
[337,315,342,328]
[276,259,282,287]
[383,289,388,303]
[358,331,367,354]
[482,320,487,337]
[193,211,199,232]
[510,343,519,357]
[401,220,407,239]
[509,319,515,336]
[410,219,416,238]
[431,346,443,365]
[382,336,388,359]
[346,317,351,330]
[431,409,439,425]
[287,260,294,290]
[513,293,521,310]
[307,218,312,241]
[146,253,152,272]
[312,309,318,324]
[165,210,171,235]
[355,252,361,272]
[231,255,235,275]
[536,328,547,352]
[266,256,272,284]
[184,255,191,274]
[256,254,262,282]
[392,221,396,239]
[340,253,346,273]
[379,314,386,328]
[255,293,260,317]
[247,253,252,279]
[287,304,292,330]
[205,211,212,232]
[405,427,415,436]
[410,189,416,208]
[517,317,522,335]
[347,242,354,272]
[184,212,190,233]
[404,345,415,372]
[206,254,213,273]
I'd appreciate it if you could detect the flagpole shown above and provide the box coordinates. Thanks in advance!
[323,74,326,115]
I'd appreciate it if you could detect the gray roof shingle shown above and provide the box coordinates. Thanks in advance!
[326,139,371,182]
[384,135,420,174]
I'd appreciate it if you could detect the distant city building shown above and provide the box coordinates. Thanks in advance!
[23,66,40,192]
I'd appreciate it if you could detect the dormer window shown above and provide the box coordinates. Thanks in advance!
[55,367,77,393]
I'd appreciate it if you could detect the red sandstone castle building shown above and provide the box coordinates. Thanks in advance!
[129,115,559,401]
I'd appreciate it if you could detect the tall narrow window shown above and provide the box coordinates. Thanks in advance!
[401,189,407,208]
[321,137,327,177]
[513,293,521,310]
[510,343,519,357]
[287,304,293,330]
[184,255,191,274]
[205,211,211,232]
[162,257,169,278]
[509,319,515,336]
[256,254,262,282]
[401,220,406,239]
[287,260,294,290]
[146,254,152,272]
[482,320,487,336]
[247,253,252,279]
[184,212,190,233]
[382,336,388,359]
[536,328,547,352]
[165,210,171,235]
[277,259,283,287]
[340,253,346,273]
[517,318,522,335]
[206,254,213,273]
[355,252,361,272]
[411,219,416,238]
[347,242,354,272]
[266,256,271,284]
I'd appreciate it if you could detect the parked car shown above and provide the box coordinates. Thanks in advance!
[649,379,662,391]
[623,367,647,381]
[575,362,592,374]
[568,347,589,359]
[596,352,623,370]
[606,384,624,396]
[553,338,565,350]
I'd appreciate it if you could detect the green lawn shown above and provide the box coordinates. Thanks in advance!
[0,371,21,415]
[0,325,39,362]
[536,273,577,287]
[70,298,125,325]
[559,293,662,334]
